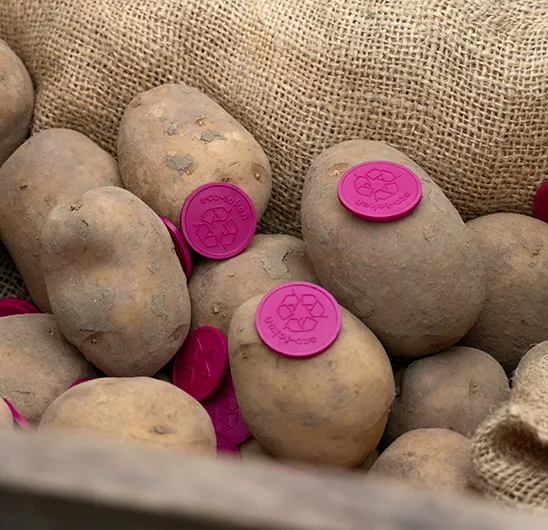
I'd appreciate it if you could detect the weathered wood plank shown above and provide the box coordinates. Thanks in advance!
[0,431,545,530]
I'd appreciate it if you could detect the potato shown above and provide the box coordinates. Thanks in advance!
[118,83,272,228]
[369,428,472,493]
[39,377,216,455]
[462,213,548,373]
[239,438,272,462]
[189,234,319,336]
[0,314,100,425]
[0,40,34,167]
[228,295,395,467]
[0,128,122,311]
[0,399,14,431]
[383,347,509,446]
[301,140,485,357]
[41,187,191,377]
[513,340,548,405]
[357,449,380,472]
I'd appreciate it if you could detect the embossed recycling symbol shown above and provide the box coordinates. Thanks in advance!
[182,337,214,386]
[354,168,401,201]
[210,391,240,432]
[277,290,327,333]
[194,207,238,249]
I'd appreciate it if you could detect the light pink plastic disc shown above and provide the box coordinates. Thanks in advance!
[255,282,341,358]
[172,326,229,403]
[160,216,193,279]
[216,432,240,456]
[0,298,40,317]
[69,378,91,389]
[180,182,256,259]
[3,398,31,430]
[203,373,251,446]
[338,161,422,222]
[533,182,548,223]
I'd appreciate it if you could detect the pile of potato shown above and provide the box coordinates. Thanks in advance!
[2,39,548,497]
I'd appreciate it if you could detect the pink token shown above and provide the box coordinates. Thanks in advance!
[203,373,251,446]
[172,326,229,402]
[69,378,91,389]
[0,298,40,317]
[255,282,341,358]
[180,182,256,259]
[338,161,422,222]
[533,182,548,223]
[160,216,193,279]
[216,432,240,456]
[3,398,31,430]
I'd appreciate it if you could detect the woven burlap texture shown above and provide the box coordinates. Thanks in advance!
[471,342,548,512]
[0,244,27,299]
[0,0,547,238]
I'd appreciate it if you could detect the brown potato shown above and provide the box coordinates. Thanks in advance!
[41,187,190,376]
[0,39,34,167]
[239,438,272,463]
[39,377,216,456]
[0,128,122,311]
[0,314,100,426]
[189,234,319,336]
[383,347,509,447]
[369,428,472,493]
[512,340,548,405]
[229,295,395,468]
[462,213,548,373]
[0,399,14,431]
[118,83,272,228]
[301,140,485,357]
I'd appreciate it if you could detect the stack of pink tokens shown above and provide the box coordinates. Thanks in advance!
[0,298,40,317]
[534,182,548,224]
[171,326,251,455]
[160,216,193,279]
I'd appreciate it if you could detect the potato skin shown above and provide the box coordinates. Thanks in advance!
[512,340,548,405]
[229,295,395,467]
[41,187,191,376]
[0,399,13,431]
[0,314,100,426]
[369,428,472,493]
[462,213,548,373]
[301,140,485,357]
[189,234,319,336]
[39,377,216,456]
[0,40,34,167]
[118,83,272,228]
[0,129,122,311]
[383,347,509,446]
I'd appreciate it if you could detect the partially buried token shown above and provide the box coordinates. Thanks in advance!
[180,182,257,259]
[0,298,40,317]
[172,326,229,402]
[3,398,31,430]
[203,373,251,446]
[160,216,193,279]
[533,182,548,223]
[216,432,240,456]
[338,161,422,222]
[69,378,91,389]
[256,282,341,358]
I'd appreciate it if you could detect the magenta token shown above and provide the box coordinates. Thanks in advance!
[0,298,40,317]
[180,182,256,259]
[255,282,341,358]
[203,373,251,446]
[160,216,193,279]
[69,378,91,389]
[338,161,422,222]
[533,182,548,223]
[172,326,229,402]
[216,432,240,456]
[3,398,31,430]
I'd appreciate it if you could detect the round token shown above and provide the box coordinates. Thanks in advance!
[3,398,31,430]
[172,326,229,402]
[0,298,40,317]
[338,161,422,222]
[216,432,240,456]
[255,282,341,358]
[160,216,193,279]
[533,182,548,223]
[69,378,91,389]
[203,373,251,446]
[180,182,257,259]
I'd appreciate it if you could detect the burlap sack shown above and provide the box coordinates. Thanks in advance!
[0,244,27,299]
[471,341,548,512]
